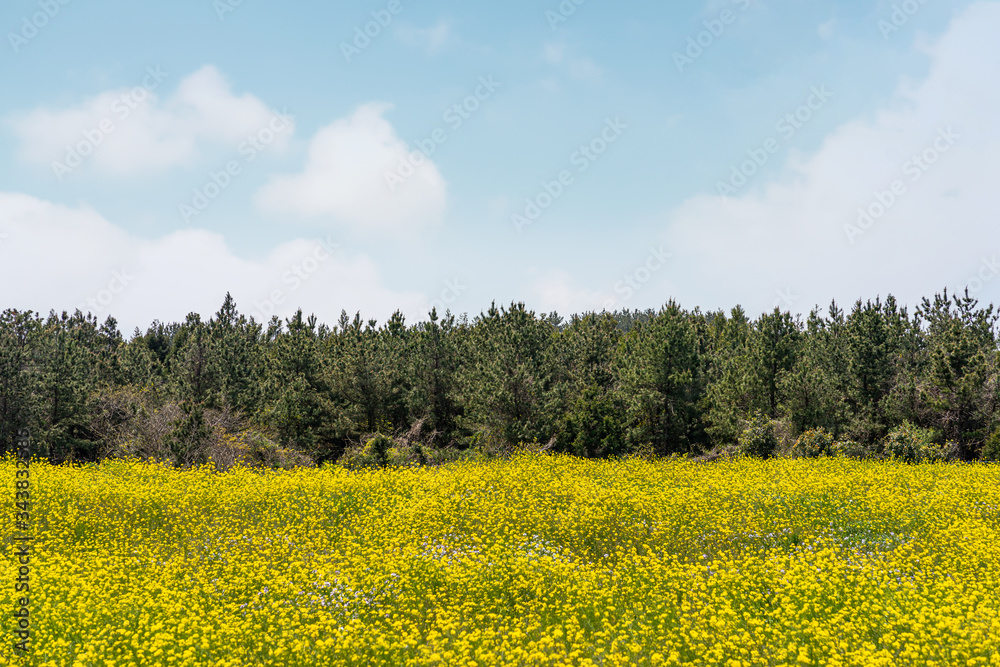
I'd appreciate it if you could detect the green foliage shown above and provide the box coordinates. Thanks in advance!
[915,289,999,460]
[780,307,847,437]
[340,433,396,469]
[459,302,559,447]
[791,428,834,458]
[0,310,40,454]
[258,310,342,461]
[749,308,802,419]
[704,306,752,445]
[617,301,708,456]
[982,429,1000,462]
[737,412,778,459]
[407,308,464,443]
[366,433,393,467]
[338,434,481,470]
[165,400,212,466]
[208,293,263,413]
[555,384,626,458]
[830,439,868,459]
[328,309,412,444]
[882,421,948,463]
[552,312,626,458]
[4,288,1000,467]
[235,432,312,469]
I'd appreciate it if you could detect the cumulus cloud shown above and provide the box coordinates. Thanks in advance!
[254,102,447,234]
[654,1,1000,315]
[0,192,427,333]
[7,65,292,178]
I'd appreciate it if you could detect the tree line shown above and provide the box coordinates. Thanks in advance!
[1,289,998,467]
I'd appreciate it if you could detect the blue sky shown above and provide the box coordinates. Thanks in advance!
[1,0,997,332]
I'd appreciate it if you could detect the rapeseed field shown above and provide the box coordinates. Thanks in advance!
[1,455,998,666]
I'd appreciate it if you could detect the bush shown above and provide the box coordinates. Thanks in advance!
[830,439,869,459]
[87,386,274,468]
[555,386,626,459]
[882,422,948,463]
[791,428,834,458]
[166,401,212,466]
[981,429,1000,462]
[339,434,395,469]
[237,432,313,470]
[737,412,778,459]
[339,433,481,470]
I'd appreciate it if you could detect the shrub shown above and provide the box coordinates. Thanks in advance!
[737,412,778,459]
[882,422,948,463]
[166,401,212,466]
[830,439,869,459]
[555,386,626,459]
[980,429,1000,462]
[791,428,834,458]
[339,433,481,470]
[339,434,395,469]
[237,432,313,470]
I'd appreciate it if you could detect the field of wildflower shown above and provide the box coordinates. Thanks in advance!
[1,454,999,667]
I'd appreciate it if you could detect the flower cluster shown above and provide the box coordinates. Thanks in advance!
[1,455,998,666]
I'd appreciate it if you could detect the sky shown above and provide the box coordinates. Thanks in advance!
[1,0,998,333]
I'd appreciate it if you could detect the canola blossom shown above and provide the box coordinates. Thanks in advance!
[1,455,999,666]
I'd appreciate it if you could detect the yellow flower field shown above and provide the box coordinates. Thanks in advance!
[1,455,999,667]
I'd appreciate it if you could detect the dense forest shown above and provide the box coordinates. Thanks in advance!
[1,289,999,467]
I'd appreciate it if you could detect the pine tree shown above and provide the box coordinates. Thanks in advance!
[552,312,625,457]
[208,293,262,414]
[35,311,102,461]
[329,310,406,436]
[461,302,560,447]
[165,399,212,466]
[118,330,159,388]
[839,297,910,444]
[780,306,847,437]
[617,301,708,455]
[169,312,219,407]
[259,310,341,460]
[916,289,999,458]
[704,306,753,445]
[747,308,801,420]
[0,310,40,455]
[408,308,464,445]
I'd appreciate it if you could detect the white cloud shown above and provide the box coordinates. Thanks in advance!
[818,19,836,41]
[526,268,610,316]
[0,192,428,333]
[543,42,603,82]
[254,103,447,234]
[525,242,677,316]
[395,19,451,53]
[543,43,567,64]
[7,65,292,177]
[654,1,1000,316]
